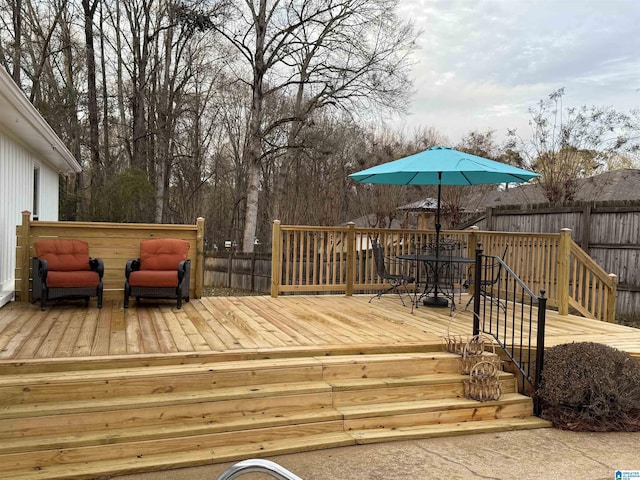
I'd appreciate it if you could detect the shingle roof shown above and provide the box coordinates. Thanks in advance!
[464,169,640,211]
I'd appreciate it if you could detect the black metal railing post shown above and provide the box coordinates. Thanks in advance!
[534,289,547,416]
[473,242,483,336]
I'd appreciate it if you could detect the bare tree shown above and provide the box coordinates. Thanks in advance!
[11,0,21,84]
[508,88,628,202]
[215,0,416,252]
[83,0,101,217]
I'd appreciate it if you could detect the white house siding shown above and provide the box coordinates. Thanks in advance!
[38,161,60,220]
[0,131,60,305]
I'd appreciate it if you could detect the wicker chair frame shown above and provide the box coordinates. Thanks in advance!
[31,257,104,311]
[124,259,190,309]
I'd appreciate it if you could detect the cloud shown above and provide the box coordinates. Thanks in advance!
[395,0,640,144]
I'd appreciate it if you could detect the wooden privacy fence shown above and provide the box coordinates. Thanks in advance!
[15,212,204,302]
[204,253,271,292]
[475,200,639,322]
[270,221,618,322]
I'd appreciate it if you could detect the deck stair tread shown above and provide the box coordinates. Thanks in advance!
[0,342,448,375]
[2,431,357,480]
[350,416,552,444]
[328,371,514,390]
[0,357,326,387]
[0,351,460,385]
[0,407,344,454]
[0,423,352,478]
[319,352,462,379]
[0,381,332,419]
[337,392,531,418]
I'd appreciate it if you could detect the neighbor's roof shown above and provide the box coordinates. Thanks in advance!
[469,169,640,211]
[344,214,405,229]
[397,197,439,211]
[0,66,80,173]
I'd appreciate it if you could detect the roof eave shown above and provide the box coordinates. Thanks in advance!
[0,67,81,174]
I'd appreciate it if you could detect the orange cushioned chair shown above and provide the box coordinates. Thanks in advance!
[32,239,104,311]
[124,238,191,309]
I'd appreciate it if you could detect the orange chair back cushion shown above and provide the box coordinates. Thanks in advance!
[34,239,91,271]
[139,238,190,271]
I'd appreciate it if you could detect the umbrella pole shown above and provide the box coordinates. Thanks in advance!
[424,173,448,308]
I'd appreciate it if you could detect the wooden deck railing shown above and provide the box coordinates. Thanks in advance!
[15,211,205,302]
[271,221,618,322]
[566,231,618,322]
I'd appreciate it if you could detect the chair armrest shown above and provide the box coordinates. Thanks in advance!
[125,259,141,279]
[89,258,105,278]
[33,257,49,281]
[177,259,191,283]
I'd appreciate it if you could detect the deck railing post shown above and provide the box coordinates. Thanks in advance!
[606,273,618,323]
[271,220,282,297]
[557,228,571,315]
[345,222,355,296]
[19,211,31,303]
[473,242,483,336]
[534,289,547,416]
[195,217,205,299]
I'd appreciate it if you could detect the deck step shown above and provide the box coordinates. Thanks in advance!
[0,424,355,480]
[3,431,357,480]
[0,352,461,405]
[0,350,550,479]
[350,416,552,444]
[0,381,332,419]
[0,358,325,404]
[340,392,532,425]
[0,405,343,454]
[319,352,462,379]
[331,372,516,406]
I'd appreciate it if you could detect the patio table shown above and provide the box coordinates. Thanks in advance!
[397,253,474,309]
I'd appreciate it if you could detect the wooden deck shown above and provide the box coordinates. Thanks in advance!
[1,294,639,362]
[3,294,639,479]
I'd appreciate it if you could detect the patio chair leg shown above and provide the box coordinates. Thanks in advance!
[369,285,397,304]
[464,294,474,310]
[395,286,407,307]
[123,284,130,309]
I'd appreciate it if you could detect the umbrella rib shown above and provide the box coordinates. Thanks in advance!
[461,172,473,185]
[406,172,420,185]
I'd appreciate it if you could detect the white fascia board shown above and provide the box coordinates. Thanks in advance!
[0,66,81,173]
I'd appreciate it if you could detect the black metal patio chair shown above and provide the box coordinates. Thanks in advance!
[464,247,508,311]
[369,241,415,307]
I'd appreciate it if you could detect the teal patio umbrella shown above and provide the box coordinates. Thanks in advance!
[349,146,539,307]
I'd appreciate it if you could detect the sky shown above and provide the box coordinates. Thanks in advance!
[392,0,640,145]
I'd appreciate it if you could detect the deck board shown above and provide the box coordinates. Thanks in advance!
[0,295,639,362]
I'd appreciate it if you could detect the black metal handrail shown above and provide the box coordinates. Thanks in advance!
[471,243,547,414]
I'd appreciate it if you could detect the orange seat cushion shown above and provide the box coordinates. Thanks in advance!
[129,270,179,288]
[139,239,189,271]
[35,239,91,272]
[47,271,100,288]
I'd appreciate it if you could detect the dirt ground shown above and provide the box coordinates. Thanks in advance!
[111,428,640,480]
